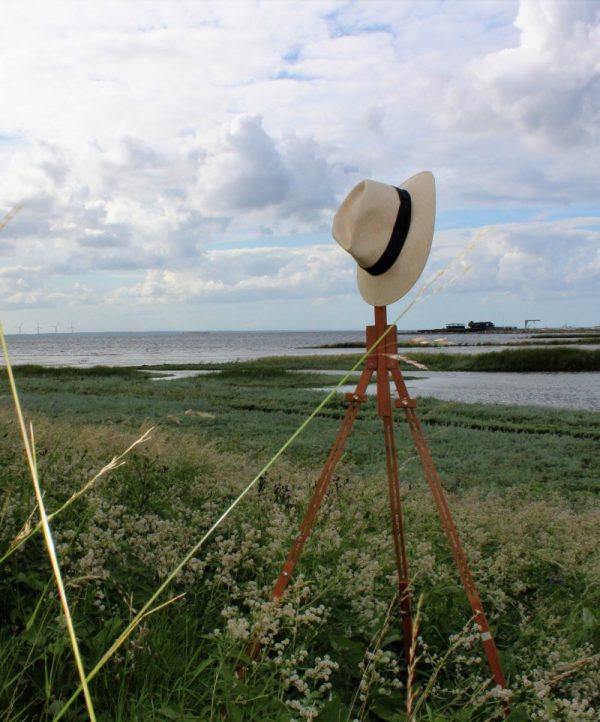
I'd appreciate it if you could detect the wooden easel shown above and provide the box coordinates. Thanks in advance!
[263,305,508,699]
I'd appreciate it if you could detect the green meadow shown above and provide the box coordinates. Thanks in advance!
[1,352,599,721]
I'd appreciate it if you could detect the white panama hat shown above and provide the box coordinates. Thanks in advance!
[332,171,436,306]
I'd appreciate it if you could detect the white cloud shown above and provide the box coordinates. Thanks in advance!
[440,0,600,147]
[197,115,292,212]
[432,216,600,301]
[1,116,343,279]
[111,244,353,305]
[195,115,339,225]
[0,263,97,309]
[1,0,599,330]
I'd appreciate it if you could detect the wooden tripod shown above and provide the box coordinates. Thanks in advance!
[267,305,508,695]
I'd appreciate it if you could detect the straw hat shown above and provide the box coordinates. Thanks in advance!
[332,171,435,306]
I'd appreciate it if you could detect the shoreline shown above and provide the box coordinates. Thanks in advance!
[4,348,600,412]
[4,328,600,368]
[4,345,600,373]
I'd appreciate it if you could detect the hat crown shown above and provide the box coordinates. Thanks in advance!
[332,180,400,267]
[331,171,436,306]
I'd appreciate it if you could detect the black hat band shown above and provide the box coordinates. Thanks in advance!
[360,187,412,277]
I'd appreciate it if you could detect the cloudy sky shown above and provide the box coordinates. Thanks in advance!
[1,0,599,332]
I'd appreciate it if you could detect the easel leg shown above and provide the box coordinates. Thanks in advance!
[402,406,508,691]
[382,414,413,663]
[244,366,373,665]
[238,365,373,668]
[271,364,374,601]
[373,306,414,662]
[271,389,366,600]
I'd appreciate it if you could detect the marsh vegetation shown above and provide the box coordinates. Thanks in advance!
[1,356,599,720]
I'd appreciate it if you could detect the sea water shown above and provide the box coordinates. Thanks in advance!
[2,331,599,411]
[0,330,557,367]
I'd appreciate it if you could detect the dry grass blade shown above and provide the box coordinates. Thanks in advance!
[1,427,154,563]
[52,272,467,719]
[388,354,429,371]
[140,593,186,621]
[0,324,98,722]
[406,595,423,719]
[409,615,478,721]
[403,227,487,312]
[547,653,600,687]
[0,204,22,233]
[348,591,400,721]
[428,228,487,298]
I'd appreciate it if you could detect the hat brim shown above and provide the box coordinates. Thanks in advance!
[356,171,435,306]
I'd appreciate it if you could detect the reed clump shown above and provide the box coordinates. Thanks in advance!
[409,346,600,372]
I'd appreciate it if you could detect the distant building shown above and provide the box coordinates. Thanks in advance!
[468,321,495,331]
[445,323,466,331]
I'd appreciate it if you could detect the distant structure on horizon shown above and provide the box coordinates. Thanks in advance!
[524,319,541,329]
[443,321,497,332]
[418,321,518,334]
[467,321,495,331]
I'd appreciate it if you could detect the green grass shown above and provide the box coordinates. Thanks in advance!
[136,345,600,372]
[306,336,600,350]
[411,346,600,372]
[1,359,599,720]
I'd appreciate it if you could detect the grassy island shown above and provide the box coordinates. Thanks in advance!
[1,355,599,721]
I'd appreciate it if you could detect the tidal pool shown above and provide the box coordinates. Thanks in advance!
[313,371,600,411]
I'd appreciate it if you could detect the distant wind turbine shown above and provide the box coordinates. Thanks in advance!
[17,323,22,334]
[36,323,42,335]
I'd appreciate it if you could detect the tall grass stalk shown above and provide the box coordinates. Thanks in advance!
[2,262,466,721]
[348,591,400,721]
[0,325,98,722]
[428,227,487,298]
[3,347,598,718]
[405,595,423,719]
[1,427,153,564]
[54,290,429,717]
[21,266,458,719]
[0,203,22,233]
[409,615,479,721]
[548,653,600,687]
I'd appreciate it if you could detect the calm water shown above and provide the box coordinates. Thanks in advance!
[0,330,551,367]
[2,331,599,411]
[323,371,600,412]
[1,331,366,367]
